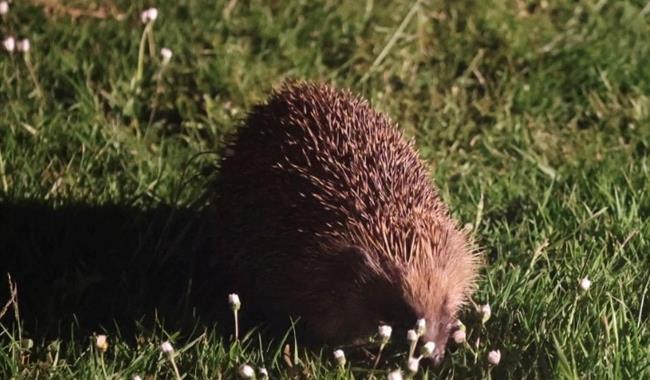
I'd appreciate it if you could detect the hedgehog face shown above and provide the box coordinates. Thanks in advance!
[399,230,478,363]
[416,299,457,365]
[316,229,477,355]
[329,263,460,361]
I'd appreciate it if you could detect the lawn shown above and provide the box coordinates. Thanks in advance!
[0,0,649,378]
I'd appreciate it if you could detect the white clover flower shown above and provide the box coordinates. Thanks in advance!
[133,376,143,380]
[420,341,435,357]
[160,341,174,355]
[378,324,392,344]
[147,8,158,21]
[579,276,591,291]
[452,329,466,344]
[140,7,158,23]
[406,329,418,344]
[487,349,501,366]
[415,318,426,336]
[3,36,15,52]
[387,370,403,380]
[16,38,30,53]
[160,47,172,64]
[407,357,420,374]
[0,1,9,16]
[95,334,108,353]
[479,304,491,324]
[229,293,241,311]
[258,367,269,379]
[333,349,346,367]
[238,364,255,379]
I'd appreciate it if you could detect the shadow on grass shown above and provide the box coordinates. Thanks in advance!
[0,201,556,377]
[0,200,233,340]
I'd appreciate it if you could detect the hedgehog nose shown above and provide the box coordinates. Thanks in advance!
[420,351,445,367]
[419,330,446,365]
[431,352,444,367]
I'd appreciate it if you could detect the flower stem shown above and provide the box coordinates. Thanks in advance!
[169,355,182,380]
[369,343,385,378]
[23,53,43,100]
[131,22,152,91]
[233,309,239,340]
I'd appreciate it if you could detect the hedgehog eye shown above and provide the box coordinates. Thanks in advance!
[444,320,455,333]
[437,296,451,317]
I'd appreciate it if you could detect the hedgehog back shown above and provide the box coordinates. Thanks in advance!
[212,82,452,338]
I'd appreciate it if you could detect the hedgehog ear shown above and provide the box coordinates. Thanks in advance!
[336,246,418,324]
[321,246,373,303]
[327,245,376,286]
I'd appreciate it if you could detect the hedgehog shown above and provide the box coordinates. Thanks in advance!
[210,81,479,362]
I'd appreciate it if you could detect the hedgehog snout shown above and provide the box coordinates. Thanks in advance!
[419,320,452,364]
[417,336,446,367]
[421,351,445,367]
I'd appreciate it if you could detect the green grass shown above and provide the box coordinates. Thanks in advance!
[1,0,649,378]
